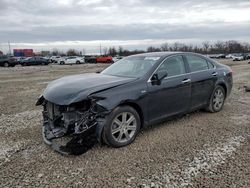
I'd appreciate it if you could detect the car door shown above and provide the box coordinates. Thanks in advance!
[66,57,73,64]
[147,55,191,122]
[39,57,45,64]
[29,58,35,65]
[71,57,77,64]
[184,54,217,110]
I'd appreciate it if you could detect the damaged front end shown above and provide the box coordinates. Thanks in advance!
[37,96,108,155]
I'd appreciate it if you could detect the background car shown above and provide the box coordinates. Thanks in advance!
[232,54,244,61]
[0,55,18,67]
[244,53,250,60]
[96,56,114,63]
[113,56,124,62]
[20,57,50,66]
[14,57,26,64]
[225,54,233,59]
[50,56,61,63]
[59,56,85,65]
[84,55,97,63]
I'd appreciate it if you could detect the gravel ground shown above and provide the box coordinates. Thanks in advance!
[0,61,249,187]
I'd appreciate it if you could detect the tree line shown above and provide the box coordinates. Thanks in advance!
[51,40,250,57]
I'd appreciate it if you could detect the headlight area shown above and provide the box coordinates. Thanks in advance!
[42,99,108,155]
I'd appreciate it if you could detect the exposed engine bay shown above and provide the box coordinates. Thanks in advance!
[39,98,108,155]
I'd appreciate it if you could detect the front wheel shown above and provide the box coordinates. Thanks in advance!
[3,62,9,67]
[206,85,226,113]
[102,106,140,147]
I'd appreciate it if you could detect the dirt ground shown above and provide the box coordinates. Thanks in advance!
[0,60,249,188]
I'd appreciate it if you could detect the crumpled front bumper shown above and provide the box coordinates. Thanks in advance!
[37,96,110,155]
[40,100,110,155]
[42,121,99,155]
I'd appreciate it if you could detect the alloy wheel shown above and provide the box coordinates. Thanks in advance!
[111,112,137,143]
[212,88,225,111]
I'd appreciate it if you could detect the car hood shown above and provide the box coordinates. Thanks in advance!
[43,73,136,105]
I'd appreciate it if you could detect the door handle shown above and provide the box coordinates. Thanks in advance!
[212,72,218,76]
[182,78,191,84]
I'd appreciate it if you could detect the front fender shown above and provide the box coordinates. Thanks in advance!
[95,117,107,143]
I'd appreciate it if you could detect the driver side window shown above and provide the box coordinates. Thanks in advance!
[156,56,186,78]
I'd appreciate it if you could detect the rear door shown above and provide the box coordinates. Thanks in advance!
[184,54,218,110]
[147,55,191,122]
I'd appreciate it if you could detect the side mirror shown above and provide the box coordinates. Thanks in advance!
[151,72,168,85]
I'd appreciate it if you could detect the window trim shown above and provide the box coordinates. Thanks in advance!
[147,54,216,83]
[156,55,187,78]
[148,55,187,82]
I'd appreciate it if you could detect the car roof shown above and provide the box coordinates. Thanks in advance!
[130,52,202,59]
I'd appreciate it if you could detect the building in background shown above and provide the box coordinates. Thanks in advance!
[41,51,50,56]
[13,49,33,57]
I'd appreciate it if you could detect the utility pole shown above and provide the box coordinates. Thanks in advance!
[8,41,11,55]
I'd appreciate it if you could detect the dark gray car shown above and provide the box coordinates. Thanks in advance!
[0,56,18,67]
[36,52,233,154]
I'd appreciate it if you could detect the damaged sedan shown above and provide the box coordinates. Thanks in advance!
[36,52,233,154]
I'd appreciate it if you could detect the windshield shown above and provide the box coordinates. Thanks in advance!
[102,56,160,78]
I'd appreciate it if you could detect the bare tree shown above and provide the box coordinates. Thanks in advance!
[118,46,124,56]
[103,47,108,55]
[66,49,79,56]
[52,48,59,56]
[202,41,210,53]
[161,43,169,51]
[147,46,161,52]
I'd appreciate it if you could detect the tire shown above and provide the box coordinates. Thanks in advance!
[206,85,226,113]
[76,61,80,64]
[60,61,65,65]
[3,62,9,67]
[102,106,140,147]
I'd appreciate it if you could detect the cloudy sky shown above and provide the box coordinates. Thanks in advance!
[0,0,250,53]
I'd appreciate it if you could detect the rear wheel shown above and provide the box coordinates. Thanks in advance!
[102,106,140,147]
[76,61,80,64]
[60,61,65,65]
[206,85,226,112]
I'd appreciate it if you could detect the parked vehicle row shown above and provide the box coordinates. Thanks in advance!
[209,53,250,61]
[0,54,124,67]
[56,56,116,64]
